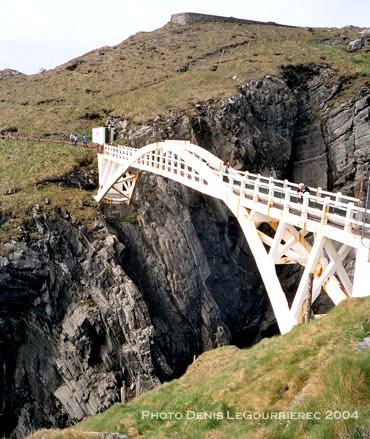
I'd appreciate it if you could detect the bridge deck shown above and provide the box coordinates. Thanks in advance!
[95,140,370,334]
[100,142,370,245]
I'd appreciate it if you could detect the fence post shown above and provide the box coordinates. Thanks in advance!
[228,175,234,194]
[240,178,246,200]
[136,374,141,399]
[301,194,309,221]
[267,182,274,207]
[120,383,126,404]
[283,187,291,213]
[344,202,354,233]
[253,174,261,202]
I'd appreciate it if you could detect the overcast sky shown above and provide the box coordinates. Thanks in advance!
[0,0,369,75]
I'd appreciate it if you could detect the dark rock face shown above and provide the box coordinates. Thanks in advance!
[0,203,271,438]
[115,177,270,379]
[0,214,161,437]
[124,64,369,193]
[1,64,370,437]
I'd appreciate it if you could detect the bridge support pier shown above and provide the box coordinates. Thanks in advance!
[238,211,293,334]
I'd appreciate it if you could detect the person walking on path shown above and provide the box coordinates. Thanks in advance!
[74,135,78,146]
[83,135,88,147]
[69,133,74,143]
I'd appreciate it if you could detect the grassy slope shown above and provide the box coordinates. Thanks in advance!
[29,297,370,439]
[0,139,97,242]
[0,22,369,136]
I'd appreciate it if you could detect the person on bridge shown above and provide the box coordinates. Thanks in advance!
[83,135,88,147]
[298,183,310,198]
[221,161,229,182]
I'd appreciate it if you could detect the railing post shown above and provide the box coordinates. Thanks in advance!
[240,178,246,200]
[191,166,196,181]
[228,174,234,193]
[283,187,291,213]
[253,174,261,202]
[283,179,288,189]
[321,197,330,225]
[301,193,309,221]
[267,182,274,207]
[336,192,342,203]
[344,202,354,233]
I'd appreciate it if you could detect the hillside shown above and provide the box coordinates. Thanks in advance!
[0,20,369,137]
[29,297,370,439]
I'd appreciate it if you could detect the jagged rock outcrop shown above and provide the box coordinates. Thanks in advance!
[0,214,161,436]
[1,63,370,438]
[0,69,24,80]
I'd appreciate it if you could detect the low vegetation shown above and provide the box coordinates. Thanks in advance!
[29,297,370,439]
[0,22,369,135]
[0,139,97,241]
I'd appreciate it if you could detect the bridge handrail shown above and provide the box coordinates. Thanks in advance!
[104,143,360,206]
[226,174,360,211]
[102,142,369,236]
[0,133,97,149]
[104,141,360,205]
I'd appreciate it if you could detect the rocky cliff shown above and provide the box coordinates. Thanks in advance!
[119,63,369,194]
[1,63,369,438]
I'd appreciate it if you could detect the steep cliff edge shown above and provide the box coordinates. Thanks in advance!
[1,64,369,438]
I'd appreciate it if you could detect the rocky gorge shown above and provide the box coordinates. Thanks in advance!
[1,63,370,438]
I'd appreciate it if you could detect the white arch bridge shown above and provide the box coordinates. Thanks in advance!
[94,140,370,334]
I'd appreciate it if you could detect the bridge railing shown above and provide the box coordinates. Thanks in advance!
[102,143,370,236]
[0,133,97,149]
[224,171,370,235]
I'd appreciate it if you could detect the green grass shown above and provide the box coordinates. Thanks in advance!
[0,22,368,136]
[28,297,370,439]
[0,139,97,240]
